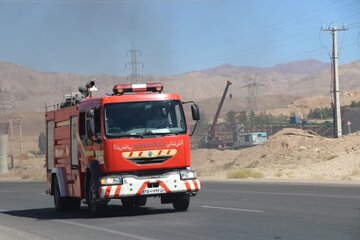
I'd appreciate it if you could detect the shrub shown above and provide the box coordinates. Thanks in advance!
[227,169,264,178]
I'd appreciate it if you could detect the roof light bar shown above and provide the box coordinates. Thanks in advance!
[113,82,164,95]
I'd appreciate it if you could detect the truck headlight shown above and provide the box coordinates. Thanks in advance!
[180,169,197,180]
[100,176,122,185]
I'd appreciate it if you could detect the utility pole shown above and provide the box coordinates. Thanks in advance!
[322,25,348,138]
[126,43,143,84]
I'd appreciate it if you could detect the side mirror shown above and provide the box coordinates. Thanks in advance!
[191,104,200,121]
[182,101,200,137]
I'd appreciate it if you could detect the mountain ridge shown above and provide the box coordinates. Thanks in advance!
[0,59,359,114]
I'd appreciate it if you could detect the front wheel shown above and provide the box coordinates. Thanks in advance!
[87,176,107,215]
[172,195,190,211]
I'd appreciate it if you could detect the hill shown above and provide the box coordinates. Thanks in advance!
[273,59,330,75]
[0,59,360,133]
[0,59,353,114]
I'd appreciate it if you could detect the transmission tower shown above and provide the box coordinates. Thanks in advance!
[240,81,264,112]
[322,25,348,138]
[126,43,143,83]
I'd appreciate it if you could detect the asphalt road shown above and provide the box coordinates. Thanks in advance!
[1,181,360,240]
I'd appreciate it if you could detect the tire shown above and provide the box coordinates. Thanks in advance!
[53,177,67,212]
[172,195,190,211]
[53,177,81,212]
[87,176,107,215]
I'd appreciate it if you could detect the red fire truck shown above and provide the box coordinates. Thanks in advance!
[45,82,201,215]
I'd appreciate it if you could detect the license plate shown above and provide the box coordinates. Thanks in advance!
[142,188,165,195]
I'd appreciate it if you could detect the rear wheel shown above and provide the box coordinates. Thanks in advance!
[87,176,107,215]
[53,177,67,212]
[172,195,190,211]
[53,177,80,212]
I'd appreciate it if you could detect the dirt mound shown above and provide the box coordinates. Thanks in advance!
[192,128,360,180]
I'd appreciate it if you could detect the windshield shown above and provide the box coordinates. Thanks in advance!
[104,100,187,138]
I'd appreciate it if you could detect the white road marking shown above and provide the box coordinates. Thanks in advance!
[201,205,264,213]
[54,219,158,240]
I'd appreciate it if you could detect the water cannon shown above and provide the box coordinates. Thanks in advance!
[79,80,97,98]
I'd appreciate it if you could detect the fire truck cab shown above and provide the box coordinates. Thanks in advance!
[45,82,201,215]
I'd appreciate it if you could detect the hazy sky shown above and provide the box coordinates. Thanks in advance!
[0,0,359,75]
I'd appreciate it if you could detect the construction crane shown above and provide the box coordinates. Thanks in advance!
[209,80,232,142]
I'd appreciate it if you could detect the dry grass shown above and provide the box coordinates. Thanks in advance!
[324,155,338,161]
[227,169,264,179]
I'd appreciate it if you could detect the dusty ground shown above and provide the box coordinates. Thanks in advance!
[0,134,46,182]
[0,156,45,181]
[192,128,360,180]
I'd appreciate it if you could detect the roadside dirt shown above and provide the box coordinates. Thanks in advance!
[0,156,45,181]
[192,128,360,180]
[0,135,46,182]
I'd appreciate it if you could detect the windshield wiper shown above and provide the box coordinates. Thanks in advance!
[108,133,144,138]
[143,131,180,137]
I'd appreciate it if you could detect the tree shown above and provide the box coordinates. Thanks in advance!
[350,101,360,107]
[307,107,332,119]
[226,111,238,141]
[226,111,236,124]
[247,111,256,126]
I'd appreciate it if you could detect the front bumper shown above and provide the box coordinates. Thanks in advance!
[99,171,200,199]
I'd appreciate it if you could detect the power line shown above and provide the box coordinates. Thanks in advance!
[145,14,360,72]
[143,0,360,59]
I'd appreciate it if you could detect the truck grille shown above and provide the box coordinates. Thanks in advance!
[128,156,170,165]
